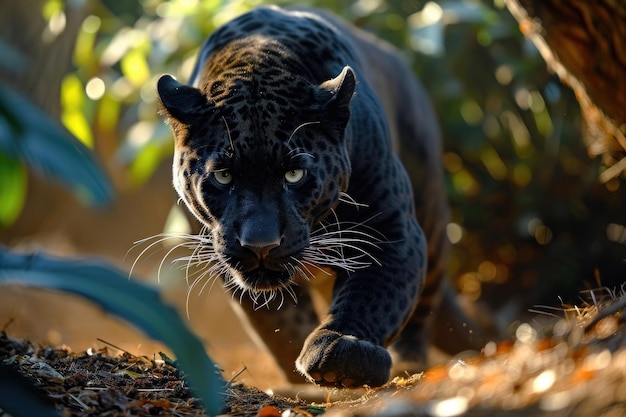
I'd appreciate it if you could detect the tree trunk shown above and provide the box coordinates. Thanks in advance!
[0,0,89,117]
[505,0,626,182]
[0,0,179,265]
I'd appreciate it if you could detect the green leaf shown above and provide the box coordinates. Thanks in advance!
[121,48,151,87]
[0,247,225,415]
[60,74,93,147]
[128,141,164,185]
[0,83,113,207]
[0,153,27,226]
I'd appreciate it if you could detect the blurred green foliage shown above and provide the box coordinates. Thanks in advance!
[0,81,113,225]
[7,0,626,306]
[0,246,225,414]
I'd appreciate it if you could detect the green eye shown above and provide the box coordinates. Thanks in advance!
[285,169,305,184]
[213,170,232,185]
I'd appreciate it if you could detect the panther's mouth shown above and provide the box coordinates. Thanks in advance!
[232,265,294,291]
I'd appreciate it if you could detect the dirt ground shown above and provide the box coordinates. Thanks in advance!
[0,280,287,391]
[3,287,626,416]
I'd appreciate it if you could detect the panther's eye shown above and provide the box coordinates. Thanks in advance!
[285,169,306,184]
[213,170,233,185]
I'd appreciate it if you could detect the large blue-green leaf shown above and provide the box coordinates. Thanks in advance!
[0,247,225,415]
[0,83,113,207]
[0,365,59,417]
[0,40,27,74]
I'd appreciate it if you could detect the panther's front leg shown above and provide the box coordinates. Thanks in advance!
[296,219,427,388]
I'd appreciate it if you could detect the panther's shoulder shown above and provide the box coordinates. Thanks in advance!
[189,6,358,87]
[204,6,348,50]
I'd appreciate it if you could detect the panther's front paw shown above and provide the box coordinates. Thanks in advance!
[295,328,391,388]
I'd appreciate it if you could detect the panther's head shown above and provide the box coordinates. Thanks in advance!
[157,59,357,300]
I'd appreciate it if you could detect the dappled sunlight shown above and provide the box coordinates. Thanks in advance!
[1,3,626,414]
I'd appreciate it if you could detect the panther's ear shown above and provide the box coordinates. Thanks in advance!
[157,75,208,125]
[319,66,356,135]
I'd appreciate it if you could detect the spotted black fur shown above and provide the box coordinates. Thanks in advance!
[157,6,485,388]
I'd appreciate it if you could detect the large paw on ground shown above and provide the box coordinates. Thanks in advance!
[295,329,391,388]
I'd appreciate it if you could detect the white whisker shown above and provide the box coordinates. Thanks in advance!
[290,257,323,280]
[129,234,184,277]
[222,116,235,157]
[287,121,321,144]
[132,199,386,313]
[301,211,387,274]
[339,191,368,208]
[284,284,298,304]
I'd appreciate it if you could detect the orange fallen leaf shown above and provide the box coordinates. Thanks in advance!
[536,338,554,352]
[130,398,171,409]
[423,365,448,383]
[496,340,515,354]
[257,405,282,417]
[570,366,595,384]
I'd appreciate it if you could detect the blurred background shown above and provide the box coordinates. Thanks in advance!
[1,0,625,389]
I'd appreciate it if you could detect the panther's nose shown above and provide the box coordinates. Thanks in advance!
[238,201,282,259]
[240,238,281,259]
